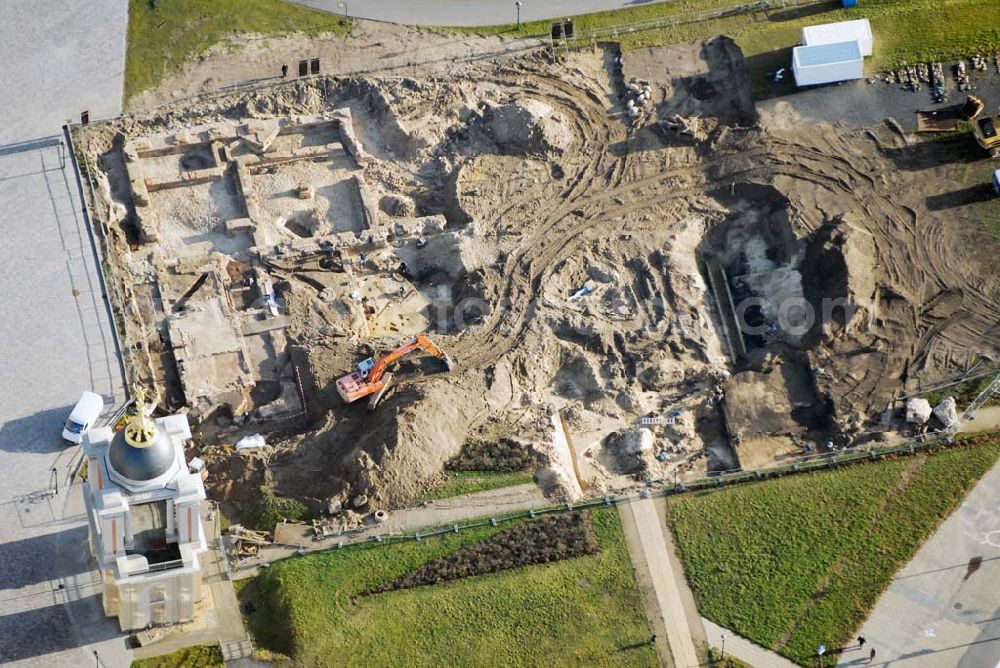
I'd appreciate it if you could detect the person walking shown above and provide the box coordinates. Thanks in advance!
[281,64,289,78]
[857,636,866,648]
[869,647,876,663]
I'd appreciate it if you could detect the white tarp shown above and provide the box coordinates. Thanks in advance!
[905,398,933,424]
[933,397,959,432]
[236,433,267,450]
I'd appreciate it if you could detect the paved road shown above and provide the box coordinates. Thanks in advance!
[0,1,128,666]
[620,496,700,668]
[844,457,1000,668]
[291,0,672,27]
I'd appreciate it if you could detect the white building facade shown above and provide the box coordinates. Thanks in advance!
[81,398,207,631]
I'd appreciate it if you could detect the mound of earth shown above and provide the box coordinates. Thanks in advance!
[486,99,574,155]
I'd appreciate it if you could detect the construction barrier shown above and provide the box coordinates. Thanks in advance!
[239,428,992,571]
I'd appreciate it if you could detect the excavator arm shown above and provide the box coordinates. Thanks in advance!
[336,335,455,407]
[366,341,419,384]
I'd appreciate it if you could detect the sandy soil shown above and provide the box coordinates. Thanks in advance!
[128,22,545,111]
[80,32,1000,520]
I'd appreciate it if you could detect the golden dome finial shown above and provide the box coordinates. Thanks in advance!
[124,385,158,448]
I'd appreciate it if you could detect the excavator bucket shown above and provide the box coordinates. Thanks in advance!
[367,373,393,411]
[441,353,455,372]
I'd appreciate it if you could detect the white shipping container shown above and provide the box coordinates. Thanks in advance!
[801,19,873,57]
[793,41,864,87]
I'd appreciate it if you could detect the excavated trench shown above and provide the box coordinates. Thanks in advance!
[696,182,850,469]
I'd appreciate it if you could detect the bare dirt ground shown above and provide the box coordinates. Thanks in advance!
[128,22,545,111]
[77,26,1000,527]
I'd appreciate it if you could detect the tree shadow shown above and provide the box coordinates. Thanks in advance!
[767,1,840,23]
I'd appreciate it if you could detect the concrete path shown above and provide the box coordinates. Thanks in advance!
[843,457,1000,668]
[703,618,801,668]
[0,1,128,666]
[619,496,700,668]
[291,0,671,27]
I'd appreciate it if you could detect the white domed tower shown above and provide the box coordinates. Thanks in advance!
[81,387,208,630]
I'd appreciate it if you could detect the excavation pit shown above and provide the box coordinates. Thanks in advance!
[73,39,1000,525]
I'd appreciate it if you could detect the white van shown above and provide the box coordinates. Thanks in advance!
[62,392,105,444]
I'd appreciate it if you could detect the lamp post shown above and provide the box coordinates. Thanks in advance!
[337,1,348,18]
[515,1,522,29]
[720,633,726,663]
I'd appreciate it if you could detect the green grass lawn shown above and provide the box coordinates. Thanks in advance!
[666,440,1000,664]
[131,644,224,668]
[415,470,536,502]
[239,507,656,667]
[125,0,351,103]
[963,174,1000,240]
[125,0,1000,109]
[457,0,1000,90]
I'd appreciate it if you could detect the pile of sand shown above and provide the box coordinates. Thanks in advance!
[487,99,574,155]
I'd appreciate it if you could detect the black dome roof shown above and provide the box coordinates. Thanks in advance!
[107,426,176,482]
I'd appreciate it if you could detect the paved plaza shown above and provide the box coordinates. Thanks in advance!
[0,1,128,665]
[845,459,1000,668]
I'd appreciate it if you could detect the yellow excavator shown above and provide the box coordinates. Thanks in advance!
[964,95,1000,157]
[336,335,454,410]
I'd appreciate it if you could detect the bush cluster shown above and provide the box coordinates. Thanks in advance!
[446,437,540,472]
[365,512,599,595]
[239,488,311,532]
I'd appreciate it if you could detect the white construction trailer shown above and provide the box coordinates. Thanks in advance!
[801,18,874,57]
[792,40,864,87]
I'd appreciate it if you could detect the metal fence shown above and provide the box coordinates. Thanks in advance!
[63,126,134,396]
[560,0,830,44]
[244,427,985,570]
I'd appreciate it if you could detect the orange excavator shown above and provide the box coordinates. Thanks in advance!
[336,335,455,409]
